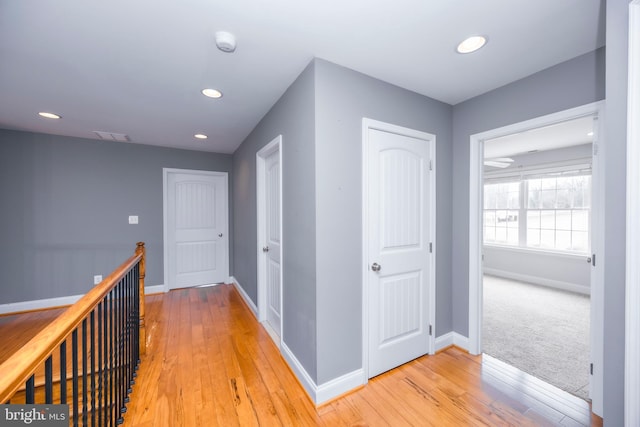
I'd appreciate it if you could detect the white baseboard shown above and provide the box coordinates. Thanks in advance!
[484,268,590,296]
[435,332,470,352]
[316,368,365,404]
[280,341,364,405]
[0,285,168,315]
[229,276,258,318]
[281,341,318,401]
[145,284,167,294]
[0,294,84,315]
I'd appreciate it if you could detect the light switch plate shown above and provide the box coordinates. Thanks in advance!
[128,215,139,224]
[94,275,102,285]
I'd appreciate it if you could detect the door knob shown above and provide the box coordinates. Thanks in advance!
[371,262,381,272]
[263,246,269,253]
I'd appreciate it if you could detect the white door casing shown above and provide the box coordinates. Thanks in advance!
[164,169,229,290]
[257,136,283,346]
[626,2,640,425]
[363,119,436,379]
[468,101,605,416]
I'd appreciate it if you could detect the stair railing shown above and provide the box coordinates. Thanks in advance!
[0,242,147,426]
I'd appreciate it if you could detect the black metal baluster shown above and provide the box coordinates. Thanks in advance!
[126,272,132,398]
[82,319,88,425]
[118,280,125,424]
[103,295,110,427]
[45,355,53,404]
[113,284,119,425]
[60,341,67,404]
[91,310,96,426]
[25,375,35,404]
[98,303,103,427]
[134,264,140,370]
[109,290,114,427]
[72,329,79,427]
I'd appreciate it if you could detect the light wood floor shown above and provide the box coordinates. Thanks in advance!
[1,285,603,426]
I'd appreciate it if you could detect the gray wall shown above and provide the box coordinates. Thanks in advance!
[0,129,232,304]
[451,47,605,337]
[313,59,452,384]
[483,247,590,292]
[602,0,630,424]
[232,62,318,380]
[232,58,452,385]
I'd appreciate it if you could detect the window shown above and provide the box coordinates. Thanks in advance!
[526,175,590,252]
[483,169,591,254]
[484,182,520,246]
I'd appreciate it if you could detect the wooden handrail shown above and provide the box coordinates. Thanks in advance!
[0,243,145,403]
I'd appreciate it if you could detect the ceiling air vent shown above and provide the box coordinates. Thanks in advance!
[93,131,130,142]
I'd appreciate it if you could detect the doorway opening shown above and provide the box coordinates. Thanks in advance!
[468,102,605,415]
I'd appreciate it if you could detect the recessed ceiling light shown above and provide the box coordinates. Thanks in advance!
[194,134,208,140]
[456,36,487,54]
[201,88,223,99]
[38,111,61,119]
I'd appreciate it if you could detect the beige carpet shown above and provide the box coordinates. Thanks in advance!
[482,275,591,400]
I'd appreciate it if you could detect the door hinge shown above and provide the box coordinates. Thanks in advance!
[429,160,433,171]
[591,254,596,267]
[590,363,594,375]
[429,325,433,336]
[429,242,433,253]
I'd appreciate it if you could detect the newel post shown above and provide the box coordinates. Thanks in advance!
[136,242,146,356]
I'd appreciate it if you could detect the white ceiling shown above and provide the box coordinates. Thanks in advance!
[0,0,605,154]
[484,115,595,159]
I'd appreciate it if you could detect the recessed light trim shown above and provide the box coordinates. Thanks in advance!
[38,111,61,119]
[201,88,223,99]
[456,35,487,54]
[194,133,208,140]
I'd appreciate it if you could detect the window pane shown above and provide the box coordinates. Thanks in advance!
[484,227,496,242]
[540,229,555,249]
[484,188,496,209]
[556,210,571,230]
[573,210,589,231]
[527,229,540,247]
[508,191,519,209]
[507,227,519,245]
[557,177,573,190]
[496,210,507,223]
[556,189,571,208]
[541,178,556,190]
[527,210,540,228]
[540,210,555,229]
[572,231,588,252]
[541,190,556,208]
[529,179,541,191]
[484,211,495,227]
[528,190,541,209]
[495,227,507,243]
[556,230,571,250]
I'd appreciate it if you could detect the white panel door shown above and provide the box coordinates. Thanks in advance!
[167,171,228,289]
[264,150,282,337]
[366,125,433,378]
